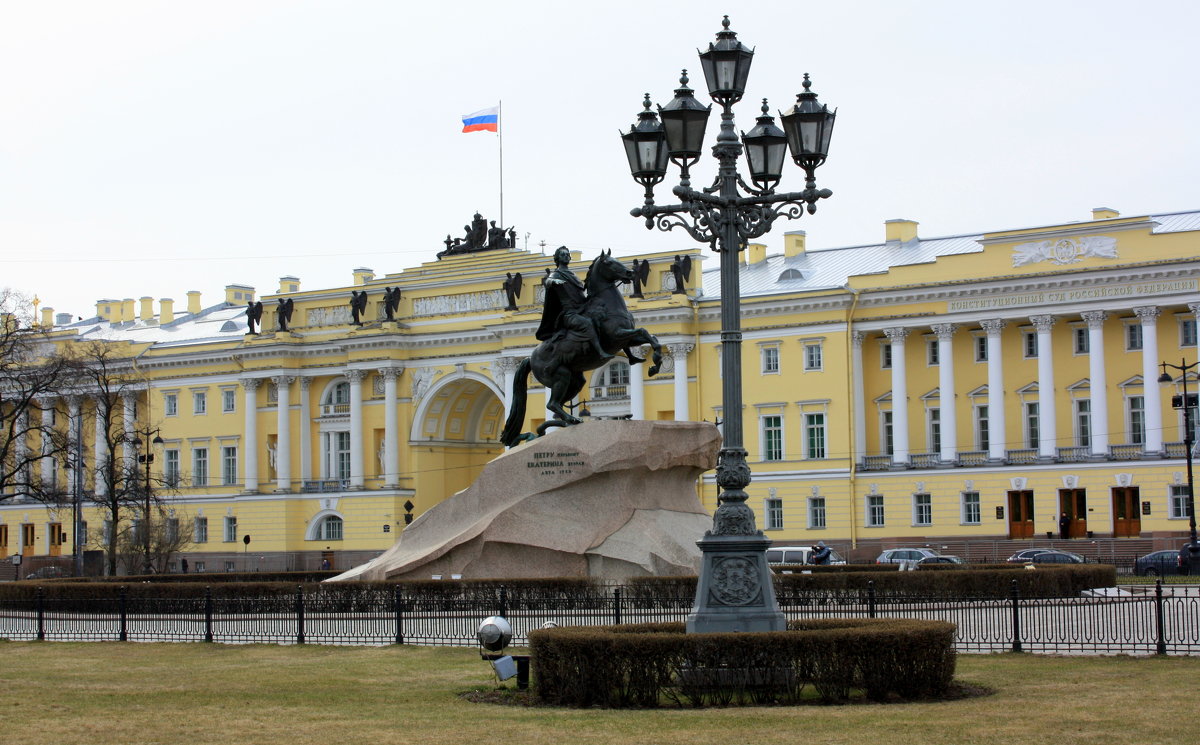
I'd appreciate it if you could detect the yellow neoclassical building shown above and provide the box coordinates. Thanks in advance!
[2,205,1198,573]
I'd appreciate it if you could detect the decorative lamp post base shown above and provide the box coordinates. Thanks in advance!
[686,534,786,633]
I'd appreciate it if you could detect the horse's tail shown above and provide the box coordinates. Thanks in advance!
[499,358,533,447]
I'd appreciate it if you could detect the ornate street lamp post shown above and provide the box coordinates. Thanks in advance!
[132,429,164,574]
[1158,360,1199,572]
[621,17,837,632]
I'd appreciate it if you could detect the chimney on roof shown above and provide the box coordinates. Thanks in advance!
[225,285,254,305]
[139,297,154,322]
[56,312,72,326]
[96,299,116,321]
[353,268,375,286]
[745,242,767,265]
[121,299,135,323]
[279,276,300,294]
[784,230,806,258]
[1092,207,1119,220]
[885,219,918,244]
[40,307,54,327]
[186,291,201,315]
[160,298,174,325]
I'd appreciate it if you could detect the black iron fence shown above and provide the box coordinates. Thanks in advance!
[2,581,1198,655]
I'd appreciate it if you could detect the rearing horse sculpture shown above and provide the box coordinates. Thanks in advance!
[500,250,662,446]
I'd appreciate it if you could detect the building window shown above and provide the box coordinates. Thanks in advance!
[1128,395,1145,446]
[164,393,178,417]
[1170,485,1192,519]
[324,431,351,480]
[601,360,630,386]
[222,446,238,485]
[102,520,112,546]
[222,389,236,413]
[224,561,235,573]
[761,415,783,461]
[193,391,207,415]
[803,342,823,371]
[223,516,237,543]
[912,493,932,526]
[881,411,894,456]
[962,491,981,525]
[1126,323,1143,351]
[192,448,208,487]
[164,449,180,487]
[808,497,826,529]
[927,338,939,366]
[1023,331,1038,358]
[764,498,783,530]
[323,382,350,413]
[804,413,826,459]
[927,408,941,453]
[1074,327,1089,354]
[975,405,989,451]
[974,335,988,362]
[1025,402,1040,450]
[194,517,208,543]
[1180,316,1197,348]
[761,346,780,375]
[880,342,892,369]
[79,521,88,547]
[165,517,179,543]
[318,515,343,541]
[867,495,885,527]
[1076,399,1092,448]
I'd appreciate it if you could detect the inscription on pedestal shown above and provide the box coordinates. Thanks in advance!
[526,450,583,477]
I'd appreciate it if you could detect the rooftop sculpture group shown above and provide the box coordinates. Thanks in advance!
[439,212,516,258]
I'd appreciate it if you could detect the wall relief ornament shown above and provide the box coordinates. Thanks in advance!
[710,502,757,536]
[1012,236,1118,267]
[709,556,762,606]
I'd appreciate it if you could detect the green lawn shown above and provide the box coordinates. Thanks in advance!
[0,642,1192,745]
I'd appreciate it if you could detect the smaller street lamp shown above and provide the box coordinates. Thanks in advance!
[132,429,164,574]
[1158,359,1199,572]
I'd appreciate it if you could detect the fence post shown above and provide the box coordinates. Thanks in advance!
[36,586,45,641]
[118,586,128,642]
[499,586,507,618]
[1010,579,1022,653]
[1154,580,1167,656]
[295,585,305,645]
[204,586,214,643]
[613,587,622,626]
[867,581,876,619]
[394,585,404,646]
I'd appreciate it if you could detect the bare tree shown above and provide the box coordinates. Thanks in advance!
[111,507,195,574]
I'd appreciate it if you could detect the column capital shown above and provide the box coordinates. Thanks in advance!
[299,376,313,390]
[883,326,910,342]
[666,342,695,357]
[931,323,957,339]
[270,374,296,387]
[851,329,868,348]
[1081,310,1108,328]
[376,366,405,380]
[1029,314,1056,332]
[1132,305,1161,322]
[1189,302,1200,317]
[344,368,366,383]
[241,377,262,391]
[980,318,1006,336]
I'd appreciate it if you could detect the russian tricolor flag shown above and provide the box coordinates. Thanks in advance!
[462,106,499,133]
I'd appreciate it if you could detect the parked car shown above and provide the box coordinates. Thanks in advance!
[1135,550,1187,576]
[1028,550,1086,564]
[766,545,846,566]
[25,566,67,580]
[876,547,944,564]
[1006,548,1053,563]
[918,555,965,565]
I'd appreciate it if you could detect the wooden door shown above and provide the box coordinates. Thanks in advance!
[1112,487,1142,537]
[1007,490,1035,539]
[48,523,62,556]
[1060,489,1088,538]
[21,524,35,556]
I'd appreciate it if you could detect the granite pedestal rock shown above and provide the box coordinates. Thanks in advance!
[332,420,719,581]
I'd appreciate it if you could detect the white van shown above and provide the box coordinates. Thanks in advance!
[765,545,846,566]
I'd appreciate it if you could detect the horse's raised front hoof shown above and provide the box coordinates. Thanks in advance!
[647,365,660,377]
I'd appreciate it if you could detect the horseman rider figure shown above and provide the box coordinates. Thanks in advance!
[536,246,612,361]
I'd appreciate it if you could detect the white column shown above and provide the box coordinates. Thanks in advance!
[92,400,108,497]
[1134,306,1163,455]
[629,358,645,420]
[14,410,28,493]
[1082,310,1109,457]
[242,378,260,493]
[495,357,518,418]
[298,377,312,486]
[1030,315,1058,461]
[67,397,81,498]
[346,369,365,488]
[122,392,136,472]
[39,399,56,485]
[982,319,1007,462]
[932,324,958,463]
[272,375,294,492]
[884,327,910,466]
[851,331,867,464]
[669,343,694,421]
[380,367,402,487]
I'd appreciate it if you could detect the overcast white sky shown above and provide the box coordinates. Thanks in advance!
[2,1,1197,319]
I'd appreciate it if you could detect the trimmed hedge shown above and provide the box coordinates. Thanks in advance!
[530,619,957,707]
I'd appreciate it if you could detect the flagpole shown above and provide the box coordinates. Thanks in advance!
[498,100,504,232]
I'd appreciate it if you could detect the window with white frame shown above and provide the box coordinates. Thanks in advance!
[808,496,826,529]
[1023,331,1038,358]
[1073,327,1089,354]
[1127,395,1145,445]
[222,389,236,413]
[1125,323,1143,351]
[222,446,238,485]
[164,449,180,487]
[318,515,343,541]
[881,410,894,456]
[322,382,350,414]
[193,390,207,415]
[323,431,351,480]
[975,404,989,451]
[961,491,981,525]
[926,337,939,366]
[803,341,823,371]
[194,516,208,543]
[164,393,178,417]
[1170,485,1192,519]
[974,334,988,362]
[761,345,780,375]
[866,495,885,527]
[165,517,179,543]
[192,448,208,487]
[600,360,630,386]
[223,516,237,543]
[1076,399,1092,448]
[1180,316,1197,348]
[880,342,892,369]
[927,408,941,453]
[1025,402,1040,449]
[804,413,826,459]
[912,493,932,526]
[764,497,783,530]
[761,415,783,461]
